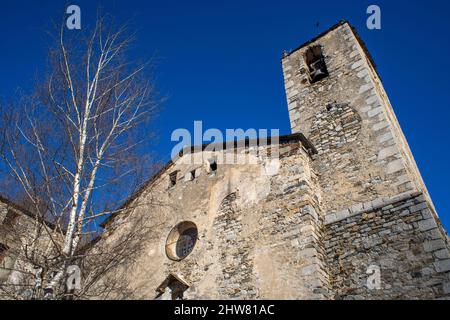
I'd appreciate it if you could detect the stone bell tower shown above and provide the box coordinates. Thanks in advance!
[279,20,450,300]
[281,20,434,215]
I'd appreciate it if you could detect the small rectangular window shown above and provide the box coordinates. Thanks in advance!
[169,172,178,187]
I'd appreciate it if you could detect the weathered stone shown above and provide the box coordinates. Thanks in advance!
[434,249,450,260]
[424,240,446,253]
[434,260,450,273]
[443,283,450,294]
[386,159,404,174]
[378,146,399,161]
[417,219,437,232]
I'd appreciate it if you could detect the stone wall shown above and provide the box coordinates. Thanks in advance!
[160,141,329,300]
[97,139,332,300]
[97,141,450,300]
[324,193,450,299]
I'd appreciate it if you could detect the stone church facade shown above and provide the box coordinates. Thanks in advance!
[100,21,450,300]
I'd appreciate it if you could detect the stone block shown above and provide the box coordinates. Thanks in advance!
[350,203,364,214]
[421,209,433,220]
[434,260,450,273]
[410,202,428,213]
[357,69,369,78]
[351,60,364,69]
[300,265,317,276]
[417,218,437,232]
[368,107,383,118]
[325,214,337,224]
[371,197,385,209]
[424,240,446,253]
[359,83,373,94]
[386,159,404,174]
[373,121,389,131]
[378,146,399,161]
[366,95,379,105]
[378,132,394,144]
[434,249,450,260]
[443,282,450,294]
[349,50,360,58]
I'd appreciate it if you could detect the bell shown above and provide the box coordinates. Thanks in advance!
[311,68,326,81]
[309,59,328,82]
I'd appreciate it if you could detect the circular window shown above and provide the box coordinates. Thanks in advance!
[165,221,198,261]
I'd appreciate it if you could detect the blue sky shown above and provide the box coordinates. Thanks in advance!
[0,0,449,229]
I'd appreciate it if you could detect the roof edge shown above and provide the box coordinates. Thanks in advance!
[282,20,349,59]
[0,194,61,231]
[281,20,381,80]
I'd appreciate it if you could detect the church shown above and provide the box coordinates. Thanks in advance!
[99,21,450,300]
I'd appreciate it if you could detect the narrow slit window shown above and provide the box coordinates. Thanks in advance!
[304,45,328,83]
[208,159,217,173]
[169,172,178,187]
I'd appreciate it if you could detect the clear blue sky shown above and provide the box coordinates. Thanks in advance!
[0,1,449,230]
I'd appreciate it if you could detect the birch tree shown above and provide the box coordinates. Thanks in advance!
[0,14,160,299]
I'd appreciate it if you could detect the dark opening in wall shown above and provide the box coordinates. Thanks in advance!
[3,210,19,226]
[304,45,329,83]
[155,273,190,300]
[0,243,8,263]
[169,171,178,187]
[208,159,217,173]
[326,103,337,111]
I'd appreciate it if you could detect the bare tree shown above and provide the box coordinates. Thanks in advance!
[0,13,160,299]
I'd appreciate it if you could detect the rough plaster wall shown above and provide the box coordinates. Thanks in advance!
[325,193,450,300]
[281,23,426,215]
[165,144,326,300]
[99,143,330,300]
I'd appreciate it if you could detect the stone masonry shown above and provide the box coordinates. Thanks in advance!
[95,21,450,300]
